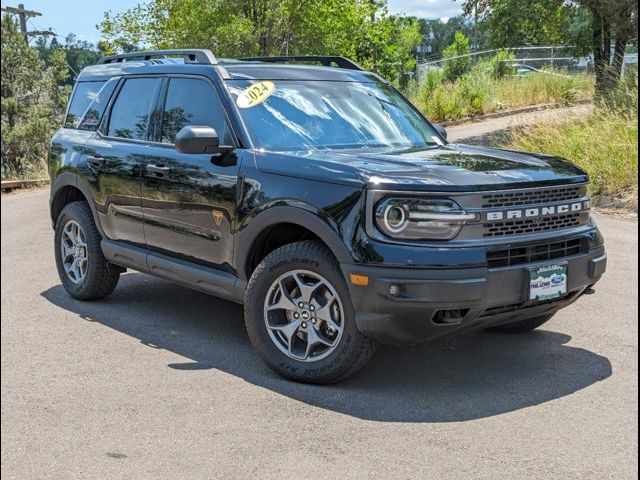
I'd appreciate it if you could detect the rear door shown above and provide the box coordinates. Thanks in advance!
[139,75,240,270]
[82,76,163,247]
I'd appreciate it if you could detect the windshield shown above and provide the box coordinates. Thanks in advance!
[227,80,442,150]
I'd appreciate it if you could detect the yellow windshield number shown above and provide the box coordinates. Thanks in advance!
[236,81,276,108]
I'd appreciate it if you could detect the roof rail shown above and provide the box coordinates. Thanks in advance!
[238,55,364,71]
[98,49,217,65]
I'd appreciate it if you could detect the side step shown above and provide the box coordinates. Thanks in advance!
[101,240,245,304]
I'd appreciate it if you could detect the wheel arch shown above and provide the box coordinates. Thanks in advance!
[50,172,105,237]
[236,206,353,281]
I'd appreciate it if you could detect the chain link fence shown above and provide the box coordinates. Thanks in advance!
[416,45,638,80]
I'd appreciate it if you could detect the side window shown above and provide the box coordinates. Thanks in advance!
[161,78,228,144]
[78,78,118,131]
[64,81,105,129]
[107,78,161,140]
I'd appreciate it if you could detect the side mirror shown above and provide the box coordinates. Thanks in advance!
[175,125,233,154]
[434,124,448,141]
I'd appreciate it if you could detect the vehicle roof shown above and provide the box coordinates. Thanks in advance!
[76,58,379,83]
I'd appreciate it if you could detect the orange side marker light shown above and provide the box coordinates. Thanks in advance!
[349,274,369,286]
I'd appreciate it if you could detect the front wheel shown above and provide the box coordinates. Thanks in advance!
[244,241,378,384]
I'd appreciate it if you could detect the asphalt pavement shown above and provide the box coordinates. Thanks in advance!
[1,186,637,479]
[447,104,593,146]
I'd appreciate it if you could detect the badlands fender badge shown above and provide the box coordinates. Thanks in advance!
[212,210,224,226]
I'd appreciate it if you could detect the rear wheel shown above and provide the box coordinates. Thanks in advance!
[244,241,378,384]
[54,201,120,300]
[487,313,555,333]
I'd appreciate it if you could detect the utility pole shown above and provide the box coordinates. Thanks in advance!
[1,4,56,40]
[370,0,378,73]
[472,5,478,50]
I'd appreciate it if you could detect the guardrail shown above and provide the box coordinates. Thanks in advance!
[1,179,50,191]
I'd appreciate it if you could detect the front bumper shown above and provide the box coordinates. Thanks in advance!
[341,245,606,345]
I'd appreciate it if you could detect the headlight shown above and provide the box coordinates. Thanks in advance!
[374,198,477,240]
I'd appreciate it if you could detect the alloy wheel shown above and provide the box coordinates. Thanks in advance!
[60,220,88,284]
[263,269,344,362]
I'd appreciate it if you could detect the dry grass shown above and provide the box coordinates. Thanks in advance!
[492,73,593,108]
[505,77,638,202]
[407,69,594,122]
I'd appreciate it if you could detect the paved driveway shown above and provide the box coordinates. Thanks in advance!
[1,188,638,479]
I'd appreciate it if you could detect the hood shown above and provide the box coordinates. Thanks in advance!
[254,144,589,191]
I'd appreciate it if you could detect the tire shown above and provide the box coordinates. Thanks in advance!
[244,240,378,384]
[487,313,555,333]
[54,201,120,300]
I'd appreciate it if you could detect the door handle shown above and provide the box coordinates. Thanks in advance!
[86,156,105,171]
[146,164,171,177]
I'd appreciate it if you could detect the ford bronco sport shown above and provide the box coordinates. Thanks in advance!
[49,50,607,383]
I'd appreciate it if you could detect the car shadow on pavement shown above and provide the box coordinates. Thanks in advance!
[41,272,612,423]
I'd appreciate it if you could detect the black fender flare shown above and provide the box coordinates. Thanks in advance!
[50,171,106,238]
[235,205,354,280]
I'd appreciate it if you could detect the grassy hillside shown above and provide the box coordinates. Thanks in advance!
[407,69,594,122]
[504,76,638,206]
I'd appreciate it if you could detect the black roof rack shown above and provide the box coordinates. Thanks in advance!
[238,55,364,71]
[98,49,217,65]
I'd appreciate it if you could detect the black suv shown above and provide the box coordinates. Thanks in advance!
[50,50,607,383]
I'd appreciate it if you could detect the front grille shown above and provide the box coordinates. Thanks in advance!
[481,185,582,208]
[487,238,585,268]
[482,212,582,237]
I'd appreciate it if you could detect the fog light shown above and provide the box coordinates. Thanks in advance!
[389,284,400,296]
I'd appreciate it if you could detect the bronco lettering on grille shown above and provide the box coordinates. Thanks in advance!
[485,200,590,222]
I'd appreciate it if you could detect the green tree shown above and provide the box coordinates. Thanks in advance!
[97,0,420,86]
[35,33,101,84]
[375,15,421,87]
[1,15,70,179]
[463,0,639,94]
[418,16,485,58]
[578,0,638,95]
[463,0,584,48]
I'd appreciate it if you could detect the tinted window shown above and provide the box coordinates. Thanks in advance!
[65,81,105,129]
[77,78,118,131]
[161,78,227,144]
[108,78,161,140]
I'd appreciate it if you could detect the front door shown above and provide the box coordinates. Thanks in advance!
[140,76,240,271]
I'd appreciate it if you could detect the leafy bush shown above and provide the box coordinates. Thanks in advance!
[442,32,472,81]
[485,51,516,79]
[457,64,492,115]
[559,76,578,104]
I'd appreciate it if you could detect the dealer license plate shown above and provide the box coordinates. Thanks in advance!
[529,264,567,302]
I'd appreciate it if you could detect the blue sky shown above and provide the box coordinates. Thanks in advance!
[0,0,463,44]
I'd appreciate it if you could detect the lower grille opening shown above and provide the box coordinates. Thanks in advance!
[487,238,586,268]
[433,309,469,325]
[479,290,581,319]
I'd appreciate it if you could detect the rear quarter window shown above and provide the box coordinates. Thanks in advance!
[64,81,106,129]
[77,79,118,131]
